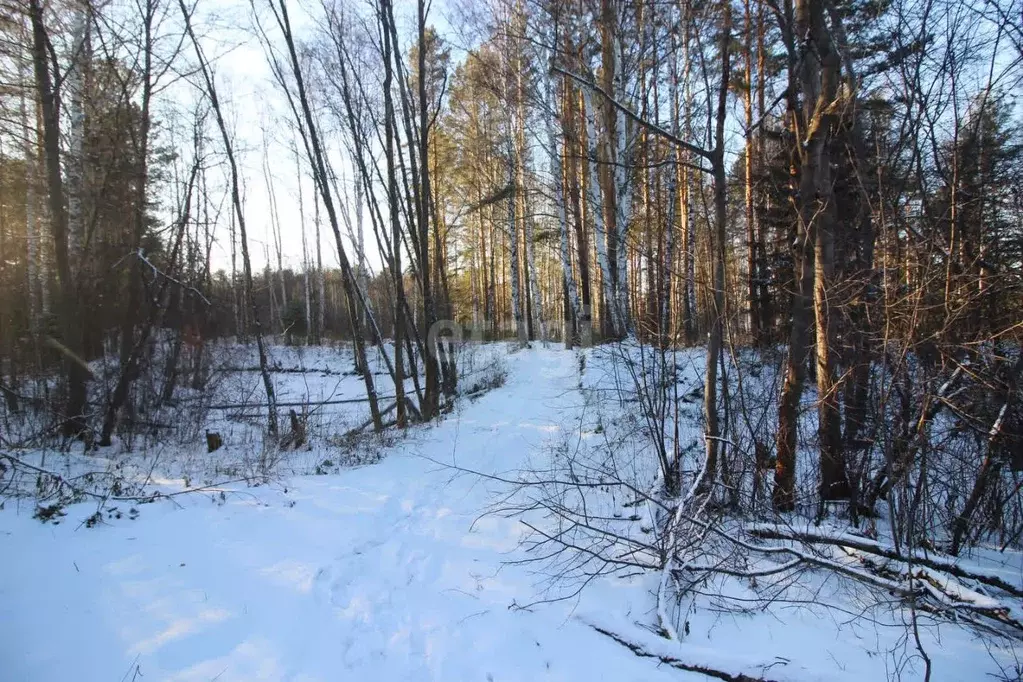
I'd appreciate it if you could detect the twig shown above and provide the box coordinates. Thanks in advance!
[134,248,211,306]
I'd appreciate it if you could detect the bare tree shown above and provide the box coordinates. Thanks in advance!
[28,0,90,438]
[179,0,279,437]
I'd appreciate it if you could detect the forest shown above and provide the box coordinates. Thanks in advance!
[1,0,1022,678]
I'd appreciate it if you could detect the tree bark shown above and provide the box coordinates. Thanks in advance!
[775,0,847,510]
[774,0,809,512]
[29,0,89,439]
[744,0,762,344]
[702,0,732,492]
[583,87,617,341]
[381,0,406,426]
[599,0,623,339]
[19,27,39,331]
[545,25,579,349]
[809,0,847,504]
[416,0,442,418]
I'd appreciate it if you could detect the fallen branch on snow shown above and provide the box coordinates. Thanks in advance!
[747,524,1023,599]
[1,453,254,506]
[584,621,783,682]
[736,523,1023,637]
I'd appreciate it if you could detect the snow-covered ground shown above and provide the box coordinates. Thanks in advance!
[1,348,686,681]
[1,345,1020,681]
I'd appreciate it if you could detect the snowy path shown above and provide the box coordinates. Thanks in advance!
[0,349,689,682]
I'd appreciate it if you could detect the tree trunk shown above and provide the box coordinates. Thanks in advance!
[775,0,844,511]
[20,32,39,331]
[744,0,761,344]
[29,0,89,439]
[67,1,89,284]
[110,0,156,437]
[297,147,312,346]
[569,86,592,343]
[417,0,441,419]
[702,0,732,492]
[808,0,847,504]
[583,88,617,340]
[546,39,579,349]
[679,7,696,344]
[599,0,623,339]
[269,0,384,430]
[663,23,682,346]
[517,33,546,346]
[381,0,406,426]
[316,189,325,343]
[180,0,278,437]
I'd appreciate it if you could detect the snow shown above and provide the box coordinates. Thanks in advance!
[0,348,694,682]
[2,344,1020,681]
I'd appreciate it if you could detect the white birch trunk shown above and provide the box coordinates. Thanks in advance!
[471,222,480,330]
[663,27,681,338]
[583,88,618,336]
[297,154,312,345]
[67,2,89,279]
[230,200,241,338]
[20,35,38,327]
[263,148,288,331]
[504,27,525,345]
[683,49,697,328]
[355,175,368,343]
[314,188,325,340]
[507,141,524,344]
[551,113,579,346]
[265,248,277,340]
[517,44,546,346]
[543,41,576,348]
[525,212,547,345]
[612,33,634,337]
